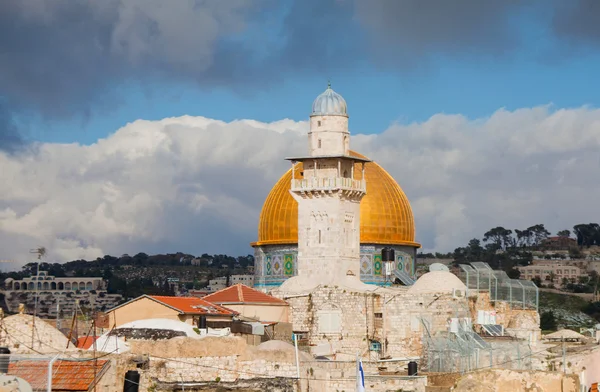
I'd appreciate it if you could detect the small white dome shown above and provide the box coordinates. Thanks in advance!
[429,263,450,272]
[408,271,467,294]
[311,83,348,117]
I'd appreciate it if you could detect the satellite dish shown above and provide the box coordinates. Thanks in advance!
[0,375,33,392]
[429,263,450,272]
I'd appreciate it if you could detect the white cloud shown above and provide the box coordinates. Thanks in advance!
[1,106,600,265]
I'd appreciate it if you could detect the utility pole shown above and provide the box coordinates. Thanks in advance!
[93,311,97,392]
[29,246,46,350]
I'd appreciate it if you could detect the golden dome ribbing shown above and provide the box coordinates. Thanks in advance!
[253,151,420,248]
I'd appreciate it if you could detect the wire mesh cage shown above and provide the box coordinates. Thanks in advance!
[457,262,538,310]
[420,318,534,374]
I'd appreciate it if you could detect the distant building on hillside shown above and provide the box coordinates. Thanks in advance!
[517,262,584,286]
[4,271,104,291]
[2,271,122,317]
[204,274,255,293]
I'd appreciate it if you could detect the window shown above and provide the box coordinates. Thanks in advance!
[318,139,322,148]
[318,230,322,244]
[317,120,321,127]
[318,310,342,333]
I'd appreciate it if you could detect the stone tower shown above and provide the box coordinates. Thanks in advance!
[285,83,369,285]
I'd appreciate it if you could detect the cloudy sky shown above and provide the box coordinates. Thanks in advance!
[1,0,600,266]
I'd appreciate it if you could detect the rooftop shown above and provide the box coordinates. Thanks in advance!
[9,359,109,391]
[149,295,236,316]
[107,295,237,316]
[202,284,288,305]
[76,336,99,350]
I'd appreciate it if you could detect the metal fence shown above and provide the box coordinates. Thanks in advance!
[421,318,533,374]
[458,262,539,311]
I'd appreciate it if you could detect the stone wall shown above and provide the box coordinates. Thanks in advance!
[114,354,427,392]
[468,291,541,344]
[281,285,471,360]
[282,286,379,359]
[453,369,579,392]
[384,291,468,358]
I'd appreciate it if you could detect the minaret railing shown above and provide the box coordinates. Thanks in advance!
[291,177,366,192]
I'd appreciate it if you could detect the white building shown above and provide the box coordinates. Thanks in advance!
[5,271,105,291]
[205,274,254,292]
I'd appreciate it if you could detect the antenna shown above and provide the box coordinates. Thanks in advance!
[28,246,46,349]
[29,247,46,260]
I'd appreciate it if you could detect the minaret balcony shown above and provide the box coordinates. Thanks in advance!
[291,177,366,193]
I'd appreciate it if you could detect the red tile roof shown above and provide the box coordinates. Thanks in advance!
[149,295,236,316]
[76,336,99,349]
[202,284,288,305]
[9,360,109,391]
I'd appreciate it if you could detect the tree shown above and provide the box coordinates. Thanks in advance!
[483,227,513,250]
[540,311,557,331]
[573,223,600,247]
[526,224,550,248]
[507,269,521,279]
[557,230,571,239]
[515,229,532,248]
[532,276,542,287]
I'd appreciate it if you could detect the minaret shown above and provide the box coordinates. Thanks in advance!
[286,83,369,284]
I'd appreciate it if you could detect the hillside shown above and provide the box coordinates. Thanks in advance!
[538,291,596,330]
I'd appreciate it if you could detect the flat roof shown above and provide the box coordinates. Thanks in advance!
[285,154,371,163]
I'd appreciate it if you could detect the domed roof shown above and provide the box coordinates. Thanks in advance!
[407,271,467,294]
[252,151,420,248]
[311,83,348,117]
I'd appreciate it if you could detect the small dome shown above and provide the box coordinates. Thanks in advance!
[311,83,348,117]
[408,271,467,294]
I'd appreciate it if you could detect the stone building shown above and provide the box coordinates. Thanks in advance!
[252,84,420,291]
[2,272,122,318]
[518,262,584,286]
[105,295,236,328]
[263,84,541,367]
[4,271,104,291]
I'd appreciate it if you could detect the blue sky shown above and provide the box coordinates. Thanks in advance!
[26,51,600,145]
[4,0,600,147]
[3,1,600,262]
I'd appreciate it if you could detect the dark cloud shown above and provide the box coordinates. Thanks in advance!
[353,0,527,65]
[552,0,600,45]
[0,0,598,148]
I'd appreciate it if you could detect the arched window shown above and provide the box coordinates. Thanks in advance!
[58,282,64,290]
[318,139,322,148]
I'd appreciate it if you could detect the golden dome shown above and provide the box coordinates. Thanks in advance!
[252,151,420,248]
